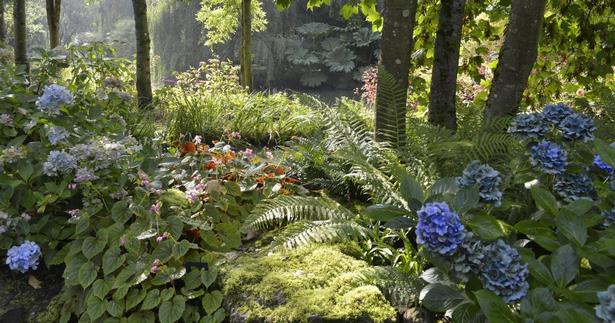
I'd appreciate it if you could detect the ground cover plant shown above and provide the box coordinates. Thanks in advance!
[1,0,614,322]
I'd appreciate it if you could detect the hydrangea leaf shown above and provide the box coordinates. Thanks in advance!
[419,283,465,312]
[466,214,511,240]
[530,187,559,215]
[474,290,519,323]
[550,244,579,288]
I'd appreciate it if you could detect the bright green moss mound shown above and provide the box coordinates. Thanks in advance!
[222,245,397,323]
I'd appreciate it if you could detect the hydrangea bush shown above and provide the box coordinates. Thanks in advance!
[406,103,615,321]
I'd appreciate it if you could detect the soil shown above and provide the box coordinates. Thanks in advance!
[0,265,64,323]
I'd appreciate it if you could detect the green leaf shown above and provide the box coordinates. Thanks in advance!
[92,279,112,300]
[564,199,594,216]
[79,262,98,288]
[82,233,108,259]
[141,289,161,311]
[159,295,186,323]
[451,185,480,214]
[419,284,465,312]
[160,189,189,207]
[515,220,560,251]
[466,213,511,240]
[183,270,202,291]
[86,296,107,321]
[595,139,615,168]
[519,250,554,286]
[127,311,155,323]
[383,216,415,229]
[474,290,519,323]
[364,204,411,222]
[172,240,196,260]
[428,177,459,197]
[201,266,218,289]
[550,244,579,287]
[111,200,131,224]
[201,291,224,315]
[106,299,124,317]
[102,247,126,275]
[397,168,424,204]
[161,288,175,302]
[125,288,147,311]
[531,187,559,215]
[520,288,557,318]
[556,209,588,246]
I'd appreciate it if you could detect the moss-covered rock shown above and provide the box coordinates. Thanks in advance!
[221,245,397,323]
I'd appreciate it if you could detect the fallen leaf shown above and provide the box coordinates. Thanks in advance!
[28,275,42,289]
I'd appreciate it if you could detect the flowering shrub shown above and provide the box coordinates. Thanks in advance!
[479,240,529,303]
[457,161,503,206]
[507,113,549,139]
[552,172,596,201]
[6,240,41,273]
[542,102,574,125]
[596,285,615,322]
[36,84,74,116]
[529,140,568,174]
[416,202,465,256]
[558,113,596,142]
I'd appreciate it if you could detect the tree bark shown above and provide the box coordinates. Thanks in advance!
[131,0,153,107]
[428,0,466,131]
[484,0,546,118]
[240,0,253,91]
[46,0,62,49]
[0,0,6,45]
[374,0,418,147]
[13,0,28,72]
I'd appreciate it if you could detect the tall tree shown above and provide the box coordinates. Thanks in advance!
[131,0,153,107]
[0,0,5,45]
[484,0,546,118]
[46,0,62,48]
[428,0,466,131]
[374,0,418,147]
[240,0,253,91]
[13,0,28,71]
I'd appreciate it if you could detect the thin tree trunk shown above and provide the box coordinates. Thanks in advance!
[0,0,6,45]
[13,0,28,72]
[131,0,153,107]
[484,0,546,118]
[428,0,466,131]
[240,0,253,91]
[45,0,62,49]
[374,0,418,147]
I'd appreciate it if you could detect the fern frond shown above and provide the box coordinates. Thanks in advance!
[268,220,372,250]
[375,67,408,150]
[243,196,355,231]
[353,266,424,308]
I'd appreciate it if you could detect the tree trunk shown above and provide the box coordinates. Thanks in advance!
[0,0,6,45]
[45,0,62,49]
[484,0,546,118]
[131,0,153,107]
[374,0,418,148]
[428,0,466,131]
[240,0,253,91]
[13,0,28,72]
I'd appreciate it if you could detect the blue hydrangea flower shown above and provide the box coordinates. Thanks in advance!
[47,126,69,145]
[43,150,77,176]
[530,140,567,174]
[507,113,550,140]
[6,241,41,273]
[596,284,615,322]
[458,161,503,206]
[479,240,529,303]
[74,167,98,183]
[450,233,486,283]
[594,155,615,174]
[416,202,466,256]
[602,208,615,227]
[542,103,574,125]
[557,113,596,142]
[36,85,73,116]
[553,172,596,202]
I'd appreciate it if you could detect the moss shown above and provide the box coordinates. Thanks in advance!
[222,245,397,323]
